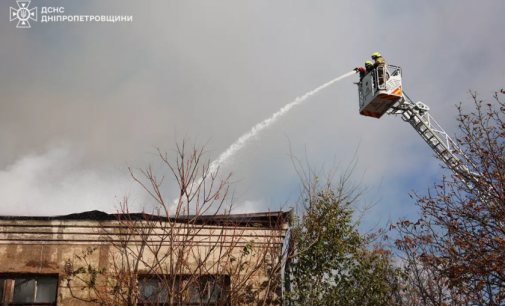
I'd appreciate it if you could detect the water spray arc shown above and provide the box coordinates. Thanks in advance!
[172,71,357,209]
[208,70,357,174]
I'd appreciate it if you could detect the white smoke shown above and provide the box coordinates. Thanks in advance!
[0,144,145,216]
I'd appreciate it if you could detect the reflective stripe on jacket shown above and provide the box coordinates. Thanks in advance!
[374,57,386,67]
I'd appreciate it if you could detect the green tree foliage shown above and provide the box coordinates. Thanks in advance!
[284,161,403,306]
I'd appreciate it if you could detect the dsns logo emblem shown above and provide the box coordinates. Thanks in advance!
[10,1,37,28]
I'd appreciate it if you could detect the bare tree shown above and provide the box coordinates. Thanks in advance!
[65,140,290,306]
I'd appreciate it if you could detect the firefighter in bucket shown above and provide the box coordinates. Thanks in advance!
[372,53,387,87]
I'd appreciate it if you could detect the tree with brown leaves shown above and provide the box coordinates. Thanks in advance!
[395,90,505,305]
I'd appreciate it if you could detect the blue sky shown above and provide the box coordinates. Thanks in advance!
[0,1,504,230]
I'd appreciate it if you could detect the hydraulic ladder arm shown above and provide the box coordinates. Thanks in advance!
[387,93,505,229]
[387,93,479,186]
[355,67,503,224]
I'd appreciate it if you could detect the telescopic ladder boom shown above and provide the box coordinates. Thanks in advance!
[387,93,476,185]
[387,93,505,228]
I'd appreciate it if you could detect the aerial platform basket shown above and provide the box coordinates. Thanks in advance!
[357,65,402,119]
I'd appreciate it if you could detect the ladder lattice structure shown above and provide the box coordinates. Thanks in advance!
[387,94,476,184]
[387,93,505,228]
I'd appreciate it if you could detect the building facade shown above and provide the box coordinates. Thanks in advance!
[0,210,290,306]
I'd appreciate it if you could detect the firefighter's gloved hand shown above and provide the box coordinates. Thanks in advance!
[353,67,359,72]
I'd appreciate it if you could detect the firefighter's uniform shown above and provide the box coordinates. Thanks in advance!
[372,53,387,87]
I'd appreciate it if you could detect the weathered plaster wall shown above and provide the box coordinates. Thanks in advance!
[0,219,286,305]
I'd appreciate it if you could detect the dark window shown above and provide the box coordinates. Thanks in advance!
[189,276,226,304]
[0,275,58,306]
[0,278,4,302]
[140,277,173,304]
[13,278,36,303]
[139,275,228,306]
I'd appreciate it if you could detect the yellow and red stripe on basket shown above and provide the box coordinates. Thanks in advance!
[391,86,402,96]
